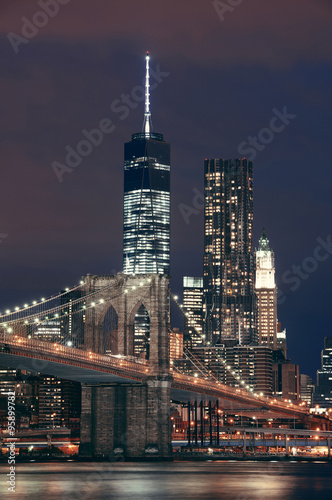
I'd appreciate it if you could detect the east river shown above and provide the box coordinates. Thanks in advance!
[1,461,332,499]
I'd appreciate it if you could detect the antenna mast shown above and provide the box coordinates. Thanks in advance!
[143,51,152,136]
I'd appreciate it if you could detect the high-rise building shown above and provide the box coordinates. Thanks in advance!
[203,158,256,345]
[38,375,62,428]
[61,288,85,347]
[123,52,170,275]
[300,374,315,406]
[173,343,273,395]
[133,304,150,359]
[225,344,273,396]
[276,323,287,358]
[0,368,17,397]
[313,336,332,408]
[34,319,61,343]
[255,228,277,348]
[169,328,183,362]
[183,277,204,348]
[37,375,81,428]
[272,354,300,402]
[0,364,39,428]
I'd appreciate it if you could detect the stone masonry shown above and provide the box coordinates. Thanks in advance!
[79,273,173,458]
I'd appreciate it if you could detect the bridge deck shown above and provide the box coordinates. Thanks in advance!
[0,336,330,422]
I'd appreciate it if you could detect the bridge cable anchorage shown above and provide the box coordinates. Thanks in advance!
[170,292,309,412]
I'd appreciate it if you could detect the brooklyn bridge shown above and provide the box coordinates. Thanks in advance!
[0,273,331,458]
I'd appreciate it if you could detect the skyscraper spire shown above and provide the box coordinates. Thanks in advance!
[258,227,270,252]
[142,51,152,136]
[255,228,277,349]
[123,53,170,276]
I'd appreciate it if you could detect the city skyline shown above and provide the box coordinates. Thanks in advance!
[0,0,331,380]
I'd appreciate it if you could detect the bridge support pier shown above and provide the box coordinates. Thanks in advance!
[79,377,173,459]
[285,434,289,456]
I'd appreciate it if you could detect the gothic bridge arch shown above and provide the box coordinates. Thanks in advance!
[83,273,169,373]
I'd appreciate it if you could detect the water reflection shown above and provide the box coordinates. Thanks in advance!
[0,461,331,500]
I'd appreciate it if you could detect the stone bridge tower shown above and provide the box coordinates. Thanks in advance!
[79,273,173,459]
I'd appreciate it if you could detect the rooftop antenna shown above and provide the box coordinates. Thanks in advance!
[142,51,152,136]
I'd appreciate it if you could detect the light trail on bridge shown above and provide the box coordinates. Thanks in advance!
[0,333,326,421]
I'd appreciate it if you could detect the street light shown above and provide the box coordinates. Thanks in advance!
[51,412,56,429]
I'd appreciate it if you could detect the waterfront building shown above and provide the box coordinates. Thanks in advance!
[0,367,16,396]
[38,375,62,428]
[38,375,81,428]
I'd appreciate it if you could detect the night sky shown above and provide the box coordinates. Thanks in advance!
[0,0,331,378]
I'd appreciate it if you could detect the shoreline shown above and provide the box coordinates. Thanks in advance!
[0,455,331,464]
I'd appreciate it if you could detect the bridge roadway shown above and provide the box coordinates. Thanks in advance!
[0,336,328,421]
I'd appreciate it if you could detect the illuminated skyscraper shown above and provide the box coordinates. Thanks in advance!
[123,52,170,275]
[313,337,332,408]
[255,228,278,348]
[60,288,85,347]
[300,374,314,406]
[183,277,204,348]
[203,158,256,345]
[34,319,61,342]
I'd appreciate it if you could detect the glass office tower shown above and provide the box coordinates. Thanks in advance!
[123,52,170,275]
[203,158,256,345]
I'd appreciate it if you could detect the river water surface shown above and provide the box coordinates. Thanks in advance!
[1,460,331,499]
